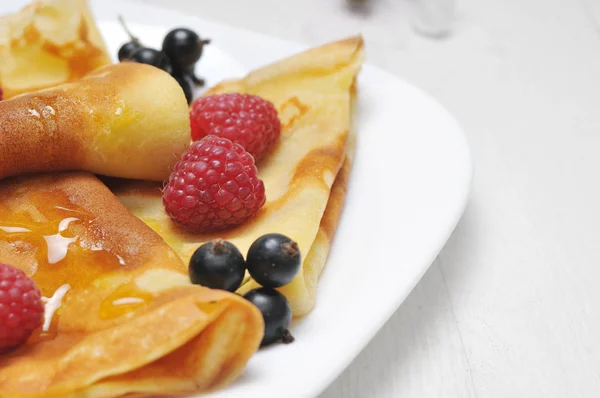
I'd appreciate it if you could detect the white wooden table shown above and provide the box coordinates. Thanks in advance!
[140,0,600,396]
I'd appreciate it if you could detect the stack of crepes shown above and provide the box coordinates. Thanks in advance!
[0,61,263,397]
[0,0,364,396]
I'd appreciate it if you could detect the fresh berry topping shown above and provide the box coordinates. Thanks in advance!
[116,17,208,87]
[118,41,143,61]
[129,48,173,74]
[244,288,293,347]
[116,16,144,62]
[190,93,281,161]
[163,135,266,232]
[247,234,301,288]
[162,28,210,77]
[189,239,246,292]
[0,263,44,352]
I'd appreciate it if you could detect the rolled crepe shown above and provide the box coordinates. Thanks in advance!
[0,172,263,398]
[110,36,364,317]
[0,62,190,181]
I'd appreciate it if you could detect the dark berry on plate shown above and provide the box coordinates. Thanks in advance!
[117,15,143,61]
[162,28,210,86]
[189,239,246,292]
[129,48,173,74]
[118,41,143,61]
[246,234,301,288]
[243,288,293,347]
[174,73,194,104]
[162,28,210,69]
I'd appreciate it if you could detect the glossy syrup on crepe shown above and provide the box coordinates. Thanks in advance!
[0,189,156,342]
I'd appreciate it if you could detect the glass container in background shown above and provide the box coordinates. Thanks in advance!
[411,0,455,38]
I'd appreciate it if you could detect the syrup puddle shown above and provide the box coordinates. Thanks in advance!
[43,217,78,264]
[86,242,127,266]
[41,284,71,332]
[1,217,80,264]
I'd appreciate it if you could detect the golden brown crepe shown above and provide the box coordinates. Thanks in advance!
[0,0,112,99]
[111,36,364,317]
[0,172,263,398]
[0,62,190,181]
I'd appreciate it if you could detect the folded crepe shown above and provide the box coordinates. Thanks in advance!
[111,36,364,317]
[0,62,190,181]
[0,0,112,99]
[0,172,263,398]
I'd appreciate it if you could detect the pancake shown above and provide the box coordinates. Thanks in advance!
[0,62,190,181]
[111,36,364,316]
[0,0,112,99]
[0,172,263,398]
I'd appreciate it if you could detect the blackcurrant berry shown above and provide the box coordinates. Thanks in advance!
[118,41,142,61]
[162,28,210,71]
[244,288,293,346]
[129,48,173,74]
[117,16,143,62]
[247,234,301,288]
[189,239,246,292]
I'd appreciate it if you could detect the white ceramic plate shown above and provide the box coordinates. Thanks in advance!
[3,1,472,397]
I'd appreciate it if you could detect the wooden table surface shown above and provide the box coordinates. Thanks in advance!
[126,0,600,396]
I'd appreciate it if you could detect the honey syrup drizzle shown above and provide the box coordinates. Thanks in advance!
[0,189,151,340]
[28,283,71,343]
[98,283,154,320]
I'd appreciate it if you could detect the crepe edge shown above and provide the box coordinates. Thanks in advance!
[73,290,262,398]
[206,35,365,95]
[2,287,263,398]
[235,81,358,317]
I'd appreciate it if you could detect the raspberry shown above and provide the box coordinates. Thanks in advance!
[190,93,281,161]
[163,135,266,232]
[0,264,44,352]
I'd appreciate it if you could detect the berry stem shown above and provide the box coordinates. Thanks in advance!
[118,15,140,43]
[211,239,228,255]
[190,74,205,86]
[282,241,300,257]
[281,329,295,344]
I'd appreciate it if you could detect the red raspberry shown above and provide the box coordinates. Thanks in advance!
[163,135,266,232]
[0,264,44,352]
[190,93,281,161]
